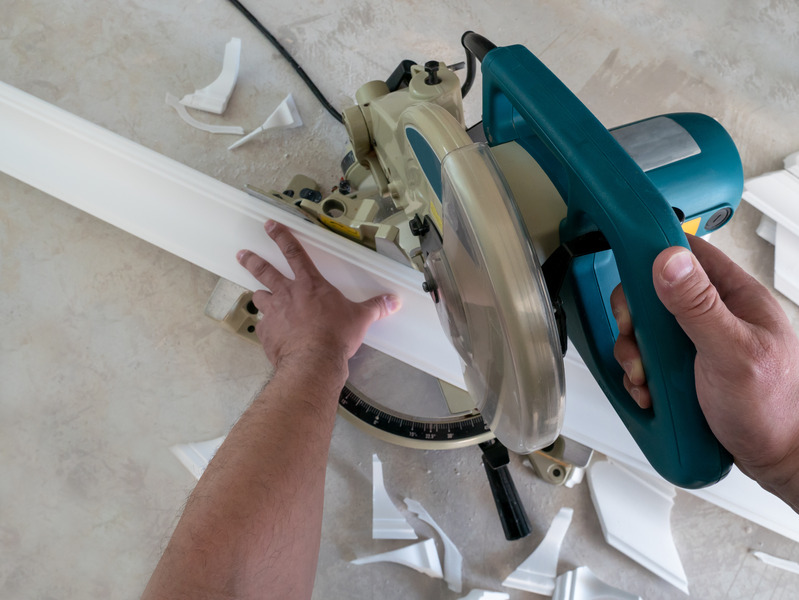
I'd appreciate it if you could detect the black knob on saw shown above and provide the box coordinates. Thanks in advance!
[479,439,531,541]
[424,61,442,85]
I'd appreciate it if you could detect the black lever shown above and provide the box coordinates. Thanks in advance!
[479,439,531,540]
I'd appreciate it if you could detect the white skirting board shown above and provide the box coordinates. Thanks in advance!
[3,80,798,542]
[0,80,463,389]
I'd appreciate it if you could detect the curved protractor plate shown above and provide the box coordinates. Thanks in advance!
[338,345,493,449]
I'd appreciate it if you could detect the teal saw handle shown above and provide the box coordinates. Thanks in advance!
[481,44,733,487]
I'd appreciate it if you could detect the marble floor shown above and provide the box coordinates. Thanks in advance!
[3,1,799,598]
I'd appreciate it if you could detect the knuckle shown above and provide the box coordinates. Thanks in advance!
[371,297,389,320]
[679,278,720,320]
[613,334,637,364]
[281,239,305,261]
[251,260,272,280]
[612,340,625,364]
[252,290,270,308]
[747,333,789,386]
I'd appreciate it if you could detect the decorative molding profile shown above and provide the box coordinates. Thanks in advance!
[3,80,799,543]
[743,152,799,308]
[0,80,463,388]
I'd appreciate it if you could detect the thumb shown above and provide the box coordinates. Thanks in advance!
[359,294,402,323]
[652,247,744,354]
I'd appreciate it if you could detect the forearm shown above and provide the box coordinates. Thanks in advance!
[142,360,345,600]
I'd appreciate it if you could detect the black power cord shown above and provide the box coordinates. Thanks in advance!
[225,0,344,124]
[226,1,489,123]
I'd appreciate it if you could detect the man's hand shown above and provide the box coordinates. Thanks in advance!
[142,221,402,600]
[237,220,400,384]
[611,235,799,508]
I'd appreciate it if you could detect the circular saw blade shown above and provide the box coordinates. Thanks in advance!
[427,143,565,454]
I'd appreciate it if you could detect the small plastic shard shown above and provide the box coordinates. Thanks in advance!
[170,436,226,480]
[351,538,443,579]
[502,507,573,594]
[587,459,689,594]
[180,37,241,114]
[752,550,799,575]
[372,454,417,539]
[165,93,244,135]
[405,497,463,592]
[552,566,641,600]
[228,94,302,150]
[457,591,509,600]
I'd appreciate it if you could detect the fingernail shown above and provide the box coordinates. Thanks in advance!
[629,359,645,385]
[265,220,276,233]
[236,250,248,262]
[631,387,642,405]
[661,249,694,284]
[384,294,401,313]
[622,361,633,377]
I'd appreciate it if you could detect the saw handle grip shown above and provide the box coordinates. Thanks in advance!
[481,45,734,487]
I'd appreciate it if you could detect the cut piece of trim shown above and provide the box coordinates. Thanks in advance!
[180,37,242,115]
[502,507,573,595]
[372,455,417,540]
[587,459,688,594]
[350,538,443,579]
[170,436,226,480]
[457,591,509,600]
[744,168,799,238]
[785,151,799,179]
[553,567,641,600]
[0,80,464,388]
[166,93,244,135]
[228,94,302,150]
[742,160,799,309]
[752,550,799,575]
[405,497,462,592]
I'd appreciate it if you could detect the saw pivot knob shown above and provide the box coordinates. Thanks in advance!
[424,61,442,85]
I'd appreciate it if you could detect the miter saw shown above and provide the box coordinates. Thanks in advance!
[242,32,742,536]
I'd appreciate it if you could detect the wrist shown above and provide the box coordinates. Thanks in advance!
[273,351,349,396]
[742,443,799,513]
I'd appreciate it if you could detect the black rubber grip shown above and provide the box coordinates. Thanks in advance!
[479,440,531,540]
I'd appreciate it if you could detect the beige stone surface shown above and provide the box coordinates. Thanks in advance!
[3,1,799,598]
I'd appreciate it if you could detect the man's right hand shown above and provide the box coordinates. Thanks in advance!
[611,235,799,510]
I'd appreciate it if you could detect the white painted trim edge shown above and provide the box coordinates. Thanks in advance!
[563,353,799,543]
[0,80,464,388]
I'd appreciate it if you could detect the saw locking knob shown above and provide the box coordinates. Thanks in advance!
[424,61,442,85]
